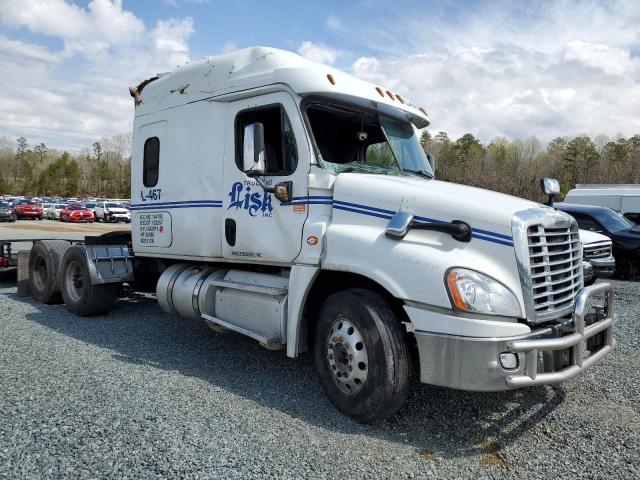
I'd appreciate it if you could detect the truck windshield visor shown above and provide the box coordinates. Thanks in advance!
[306,101,433,177]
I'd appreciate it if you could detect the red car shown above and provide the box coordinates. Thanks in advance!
[13,199,44,220]
[60,204,95,223]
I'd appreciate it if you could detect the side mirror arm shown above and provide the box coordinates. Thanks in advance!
[385,211,472,242]
[246,172,293,203]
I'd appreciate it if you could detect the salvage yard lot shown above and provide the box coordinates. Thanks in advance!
[0,221,639,478]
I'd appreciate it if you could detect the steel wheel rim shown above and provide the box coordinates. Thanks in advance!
[65,261,83,303]
[32,257,47,291]
[326,317,368,395]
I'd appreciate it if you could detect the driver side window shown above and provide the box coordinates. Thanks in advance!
[235,105,298,175]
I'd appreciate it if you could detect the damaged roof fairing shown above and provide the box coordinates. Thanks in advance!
[130,46,430,127]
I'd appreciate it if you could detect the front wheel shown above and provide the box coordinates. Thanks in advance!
[313,289,411,423]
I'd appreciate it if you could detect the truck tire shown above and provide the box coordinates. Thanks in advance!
[313,289,411,423]
[28,240,70,304]
[59,245,118,316]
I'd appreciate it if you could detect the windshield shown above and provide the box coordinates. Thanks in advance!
[0,202,9,208]
[307,102,433,178]
[593,209,636,233]
[106,202,124,209]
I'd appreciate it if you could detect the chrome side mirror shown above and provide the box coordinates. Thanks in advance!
[385,212,415,239]
[243,122,266,175]
[540,178,560,206]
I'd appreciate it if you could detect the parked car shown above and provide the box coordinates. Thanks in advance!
[556,203,640,279]
[46,203,67,220]
[0,201,16,222]
[579,229,615,284]
[83,201,98,221]
[60,204,95,223]
[95,201,131,223]
[13,199,44,220]
[565,184,640,224]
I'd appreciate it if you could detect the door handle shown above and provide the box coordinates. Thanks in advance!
[225,218,236,246]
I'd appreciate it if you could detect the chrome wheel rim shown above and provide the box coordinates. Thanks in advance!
[326,317,368,394]
[65,261,83,303]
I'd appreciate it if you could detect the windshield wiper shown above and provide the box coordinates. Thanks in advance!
[403,169,434,179]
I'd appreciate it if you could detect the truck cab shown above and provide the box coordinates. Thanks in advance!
[37,47,614,423]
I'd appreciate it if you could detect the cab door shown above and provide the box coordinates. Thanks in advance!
[222,92,310,264]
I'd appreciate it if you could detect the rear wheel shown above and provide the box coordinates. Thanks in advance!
[28,240,70,304]
[313,289,411,423]
[60,245,118,316]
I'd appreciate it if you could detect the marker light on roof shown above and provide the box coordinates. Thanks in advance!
[386,90,395,100]
[419,106,428,115]
[375,87,385,97]
[396,94,405,104]
[327,74,336,85]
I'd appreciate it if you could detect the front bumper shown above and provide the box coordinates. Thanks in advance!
[107,212,130,221]
[411,283,614,391]
[17,211,42,217]
[590,255,616,278]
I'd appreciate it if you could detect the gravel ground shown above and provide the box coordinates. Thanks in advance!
[0,263,639,478]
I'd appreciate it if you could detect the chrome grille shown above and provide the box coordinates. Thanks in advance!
[583,242,612,261]
[527,224,582,320]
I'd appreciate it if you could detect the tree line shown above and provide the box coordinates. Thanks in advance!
[0,134,131,198]
[1,130,640,202]
[421,131,640,203]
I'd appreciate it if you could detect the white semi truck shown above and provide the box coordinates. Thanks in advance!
[22,47,614,422]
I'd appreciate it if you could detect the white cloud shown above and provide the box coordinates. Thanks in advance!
[152,17,194,66]
[0,36,60,63]
[326,14,343,31]
[0,0,145,56]
[298,41,338,65]
[220,41,237,54]
[0,1,195,151]
[346,1,640,142]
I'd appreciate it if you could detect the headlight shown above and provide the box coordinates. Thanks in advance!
[446,268,521,317]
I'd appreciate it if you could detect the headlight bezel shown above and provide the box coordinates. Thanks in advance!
[445,267,523,318]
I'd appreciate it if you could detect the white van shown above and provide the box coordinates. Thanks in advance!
[566,184,640,223]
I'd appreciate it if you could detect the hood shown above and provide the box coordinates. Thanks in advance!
[614,225,640,240]
[333,174,544,238]
[579,229,611,246]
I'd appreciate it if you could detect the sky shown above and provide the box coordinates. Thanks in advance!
[0,0,639,151]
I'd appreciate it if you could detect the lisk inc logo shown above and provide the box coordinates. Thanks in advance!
[228,181,273,217]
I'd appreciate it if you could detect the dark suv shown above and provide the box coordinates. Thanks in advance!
[556,203,640,279]
[0,201,16,222]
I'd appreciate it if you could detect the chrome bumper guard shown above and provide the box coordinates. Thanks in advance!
[505,283,614,388]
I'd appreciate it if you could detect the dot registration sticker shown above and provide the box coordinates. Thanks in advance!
[134,211,172,247]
